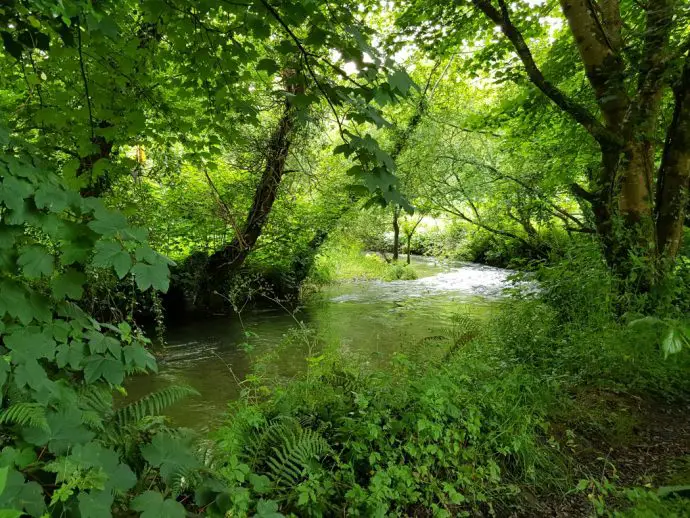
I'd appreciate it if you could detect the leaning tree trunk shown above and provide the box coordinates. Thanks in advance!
[655,60,690,261]
[203,71,302,293]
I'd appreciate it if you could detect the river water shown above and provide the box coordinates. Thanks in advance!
[124,257,513,430]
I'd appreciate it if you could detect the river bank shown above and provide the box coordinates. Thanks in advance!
[123,256,512,429]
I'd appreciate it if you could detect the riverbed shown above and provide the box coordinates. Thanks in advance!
[124,257,513,430]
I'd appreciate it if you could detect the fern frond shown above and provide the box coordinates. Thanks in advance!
[169,464,202,496]
[0,403,49,430]
[246,417,331,487]
[114,385,199,426]
[80,409,105,430]
[79,384,113,416]
[245,416,301,466]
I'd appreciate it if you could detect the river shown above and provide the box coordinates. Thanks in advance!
[123,257,513,431]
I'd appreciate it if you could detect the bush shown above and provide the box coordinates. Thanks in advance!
[212,243,690,516]
[0,152,226,517]
[382,262,418,281]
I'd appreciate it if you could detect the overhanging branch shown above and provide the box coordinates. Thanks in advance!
[472,0,622,148]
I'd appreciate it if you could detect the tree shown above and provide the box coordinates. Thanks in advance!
[204,69,304,283]
[398,0,690,284]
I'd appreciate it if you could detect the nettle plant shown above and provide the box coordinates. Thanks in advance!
[0,148,227,516]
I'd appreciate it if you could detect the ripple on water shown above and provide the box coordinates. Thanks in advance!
[328,263,513,303]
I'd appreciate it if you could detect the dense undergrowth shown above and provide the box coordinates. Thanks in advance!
[309,240,418,285]
[209,245,690,517]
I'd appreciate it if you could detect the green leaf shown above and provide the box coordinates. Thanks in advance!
[87,211,129,237]
[123,345,157,372]
[85,331,120,356]
[0,469,44,517]
[257,58,279,75]
[4,328,56,362]
[131,491,185,518]
[34,185,69,213]
[141,433,199,483]
[0,226,22,250]
[84,355,125,385]
[60,237,94,266]
[133,245,159,265]
[22,408,94,455]
[55,341,84,370]
[254,499,283,518]
[27,293,52,323]
[13,360,49,392]
[92,241,132,278]
[131,262,170,292]
[0,447,37,470]
[661,327,683,359]
[0,177,33,212]
[78,490,113,518]
[388,69,415,95]
[92,158,110,179]
[0,359,10,392]
[0,467,9,496]
[17,246,54,279]
[249,474,271,494]
[0,281,31,324]
[51,269,86,300]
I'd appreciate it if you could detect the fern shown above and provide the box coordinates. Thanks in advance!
[245,417,331,487]
[266,427,330,486]
[0,403,49,430]
[79,384,113,415]
[169,464,202,496]
[114,385,199,427]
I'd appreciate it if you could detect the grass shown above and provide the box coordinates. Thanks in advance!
[308,242,418,284]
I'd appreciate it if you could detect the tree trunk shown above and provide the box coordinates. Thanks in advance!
[204,71,302,292]
[655,60,690,260]
[78,124,114,198]
[392,207,400,261]
[471,0,689,287]
[406,234,412,265]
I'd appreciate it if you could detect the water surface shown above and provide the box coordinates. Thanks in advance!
[124,257,512,430]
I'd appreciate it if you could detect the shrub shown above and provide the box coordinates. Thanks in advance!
[214,319,563,516]
[0,151,229,516]
[308,240,418,283]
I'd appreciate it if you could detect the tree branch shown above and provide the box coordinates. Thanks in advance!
[570,182,597,202]
[76,16,95,140]
[258,0,346,140]
[472,0,622,147]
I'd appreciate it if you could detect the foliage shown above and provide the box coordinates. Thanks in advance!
[213,243,690,516]
[0,148,229,515]
[309,238,418,284]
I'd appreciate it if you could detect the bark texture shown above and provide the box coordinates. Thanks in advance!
[392,207,400,261]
